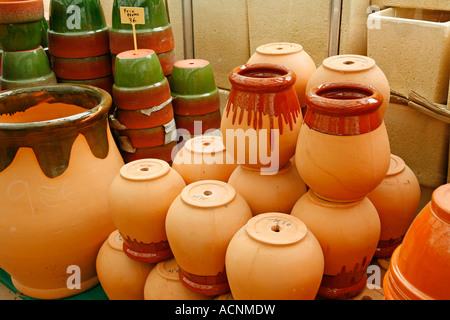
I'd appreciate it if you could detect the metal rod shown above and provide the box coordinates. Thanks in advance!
[327,0,342,57]
[182,0,194,59]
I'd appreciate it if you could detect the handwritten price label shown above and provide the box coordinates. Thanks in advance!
[120,7,145,25]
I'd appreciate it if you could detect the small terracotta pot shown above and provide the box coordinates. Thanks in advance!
[96,230,154,300]
[51,54,112,80]
[306,54,390,118]
[57,75,114,95]
[248,42,316,109]
[291,190,380,299]
[228,161,307,216]
[120,140,178,164]
[295,81,390,202]
[1,46,56,90]
[108,159,186,263]
[158,49,176,76]
[0,0,44,25]
[367,154,421,258]
[221,63,302,170]
[383,183,450,300]
[226,212,324,300]
[144,258,213,300]
[170,59,221,116]
[113,100,174,130]
[165,180,253,296]
[172,135,238,184]
[175,109,221,136]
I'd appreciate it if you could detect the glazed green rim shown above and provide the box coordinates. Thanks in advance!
[1,47,52,80]
[0,20,43,51]
[170,64,217,95]
[0,73,56,88]
[47,25,109,37]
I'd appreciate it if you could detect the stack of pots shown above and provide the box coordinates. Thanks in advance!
[291,81,390,299]
[109,49,178,164]
[221,62,306,216]
[109,0,175,77]
[48,0,113,94]
[169,59,222,139]
[0,0,56,90]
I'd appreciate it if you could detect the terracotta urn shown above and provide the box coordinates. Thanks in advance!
[0,46,56,90]
[295,81,391,202]
[0,0,44,51]
[247,42,316,110]
[291,190,380,299]
[51,54,112,81]
[228,161,307,216]
[172,135,238,185]
[143,258,213,300]
[367,154,421,258]
[383,183,450,300]
[96,230,154,300]
[0,84,124,299]
[225,212,324,300]
[306,55,390,118]
[107,159,186,263]
[221,63,302,171]
[48,0,109,58]
[165,180,253,296]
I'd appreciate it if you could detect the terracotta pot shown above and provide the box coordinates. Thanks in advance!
[295,81,391,202]
[108,159,186,263]
[113,101,174,130]
[248,42,316,109]
[48,0,109,58]
[306,54,390,118]
[109,0,174,55]
[96,230,154,300]
[120,140,178,164]
[383,183,450,300]
[172,135,238,184]
[221,63,302,171]
[51,54,112,80]
[170,59,220,116]
[57,75,114,95]
[291,190,380,299]
[228,161,307,216]
[367,154,421,258]
[144,258,213,300]
[165,180,253,296]
[226,212,324,300]
[0,46,56,90]
[0,0,44,51]
[0,84,124,299]
[175,109,221,136]
[158,49,176,76]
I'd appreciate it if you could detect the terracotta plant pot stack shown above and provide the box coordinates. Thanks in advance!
[48,0,113,94]
[0,0,56,90]
[109,49,178,163]
[292,81,391,299]
[110,0,175,77]
[170,59,222,138]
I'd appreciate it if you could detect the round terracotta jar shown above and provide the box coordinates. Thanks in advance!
[295,81,391,202]
[367,154,421,258]
[306,55,390,118]
[247,42,316,109]
[225,212,324,300]
[96,230,154,300]
[228,161,307,216]
[172,135,238,184]
[221,63,303,171]
[165,180,253,296]
[291,190,381,299]
[0,84,124,299]
[107,159,186,263]
[144,258,213,300]
[383,183,450,300]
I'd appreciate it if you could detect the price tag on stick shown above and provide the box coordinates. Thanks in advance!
[119,7,146,55]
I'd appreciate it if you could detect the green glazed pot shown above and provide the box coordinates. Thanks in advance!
[170,59,220,116]
[1,47,56,90]
[111,0,169,30]
[0,20,43,51]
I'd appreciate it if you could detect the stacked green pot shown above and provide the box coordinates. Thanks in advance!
[0,0,56,90]
[48,0,113,94]
[109,49,178,164]
[109,0,175,77]
[170,59,221,138]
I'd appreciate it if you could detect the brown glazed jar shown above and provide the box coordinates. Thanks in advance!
[221,63,303,171]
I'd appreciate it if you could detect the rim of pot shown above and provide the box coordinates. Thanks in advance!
[0,84,111,132]
[229,63,296,93]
